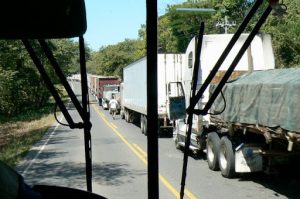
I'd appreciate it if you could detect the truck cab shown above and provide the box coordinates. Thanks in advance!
[102,84,120,113]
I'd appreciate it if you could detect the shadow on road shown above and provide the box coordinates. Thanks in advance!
[238,164,300,199]
[21,160,146,189]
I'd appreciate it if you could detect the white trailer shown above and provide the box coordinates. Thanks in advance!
[121,54,186,135]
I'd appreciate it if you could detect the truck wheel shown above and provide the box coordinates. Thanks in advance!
[125,110,129,123]
[140,115,145,134]
[206,132,220,171]
[121,110,125,119]
[174,133,182,150]
[219,136,235,178]
[143,117,148,136]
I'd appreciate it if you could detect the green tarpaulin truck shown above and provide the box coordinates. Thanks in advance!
[176,68,300,178]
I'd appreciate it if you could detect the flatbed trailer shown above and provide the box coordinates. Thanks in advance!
[176,69,300,178]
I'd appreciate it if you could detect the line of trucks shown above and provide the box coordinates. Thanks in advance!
[88,33,300,178]
[88,75,121,113]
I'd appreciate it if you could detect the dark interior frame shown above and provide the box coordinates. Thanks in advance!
[0,0,278,198]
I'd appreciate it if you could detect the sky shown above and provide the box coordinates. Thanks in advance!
[84,0,186,51]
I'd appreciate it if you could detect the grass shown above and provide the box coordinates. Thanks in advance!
[0,85,68,168]
[0,114,55,167]
[0,102,56,124]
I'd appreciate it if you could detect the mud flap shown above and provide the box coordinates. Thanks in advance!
[235,145,263,173]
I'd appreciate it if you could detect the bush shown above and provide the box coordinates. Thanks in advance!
[0,67,51,117]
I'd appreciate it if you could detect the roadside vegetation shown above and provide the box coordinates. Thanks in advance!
[0,39,80,167]
[0,106,55,168]
[0,86,68,168]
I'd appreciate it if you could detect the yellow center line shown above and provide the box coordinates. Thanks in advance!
[132,143,198,199]
[110,122,118,129]
[92,104,198,199]
[93,104,147,166]
[132,143,147,157]
[185,189,198,199]
[99,111,105,118]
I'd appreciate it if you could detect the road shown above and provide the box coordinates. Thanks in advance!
[17,82,300,199]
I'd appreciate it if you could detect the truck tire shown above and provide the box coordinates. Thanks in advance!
[174,133,182,150]
[219,136,235,178]
[121,110,125,119]
[140,115,145,134]
[206,132,220,171]
[143,117,148,136]
[125,110,129,123]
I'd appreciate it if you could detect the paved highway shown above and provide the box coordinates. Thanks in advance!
[17,82,300,199]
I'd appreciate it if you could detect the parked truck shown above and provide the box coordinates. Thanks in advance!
[201,69,300,178]
[121,54,186,135]
[88,75,120,105]
[174,33,280,178]
[101,84,121,113]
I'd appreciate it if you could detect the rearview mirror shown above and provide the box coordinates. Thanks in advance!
[0,0,86,39]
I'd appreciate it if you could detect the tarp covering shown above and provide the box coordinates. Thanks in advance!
[210,68,300,133]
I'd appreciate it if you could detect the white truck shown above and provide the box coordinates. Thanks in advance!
[121,54,186,135]
[174,33,279,177]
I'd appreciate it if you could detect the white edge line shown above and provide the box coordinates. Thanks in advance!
[21,115,64,175]
[22,81,74,175]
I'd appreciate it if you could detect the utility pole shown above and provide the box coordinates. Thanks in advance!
[215,15,236,34]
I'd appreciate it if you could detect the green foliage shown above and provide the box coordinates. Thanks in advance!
[160,0,300,67]
[0,39,81,118]
[0,106,56,167]
[262,0,300,67]
[165,0,224,52]
[0,67,50,117]
[0,128,46,168]
[47,39,91,80]
[87,39,145,78]
[158,16,179,53]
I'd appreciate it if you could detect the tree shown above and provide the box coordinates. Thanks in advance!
[158,16,179,53]
[262,0,300,67]
[162,0,229,52]
[87,39,145,78]
[161,0,300,67]
[48,39,91,79]
[0,40,51,116]
[0,39,81,117]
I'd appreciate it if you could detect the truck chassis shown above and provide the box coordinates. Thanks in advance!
[175,115,300,178]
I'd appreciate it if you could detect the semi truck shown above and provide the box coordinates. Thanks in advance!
[186,69,300,178]
[88,75,120,105]
[173,33,300,178]
[121,54,186,135]
[175,33,275,144]
[101,84,121,113]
